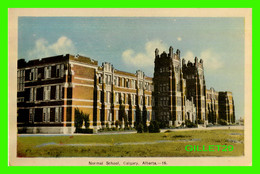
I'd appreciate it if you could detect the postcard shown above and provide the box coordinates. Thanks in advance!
[8,8,252,166]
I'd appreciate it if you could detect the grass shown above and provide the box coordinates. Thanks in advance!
[17,129,244,157]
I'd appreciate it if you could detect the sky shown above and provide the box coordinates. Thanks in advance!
[18,17,245,119]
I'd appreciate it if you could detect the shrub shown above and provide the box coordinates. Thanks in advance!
[197,119,205,124]
[115,120,122,128]
[83,114,90,129]
[148,121,154,132]
[75,108,84,130]
[159,121,167,128]
[112,127,118,131]
[185,119,197,128]
[136,123,144,133]
[74,108,90,132]
[76,128,93,134]
[148,121,160,133]
[218,119,228,125]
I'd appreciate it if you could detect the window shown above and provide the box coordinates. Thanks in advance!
[56,65,60,77]
[118,77,120,86]
[29,108,34,122]
[36,87,43,101]
[99,75,102,84]
[122,78,125,87]
[51,86,56,100]
[25,69,30,81]
[34,108,43,122]
[50,108,55,122]
[43,108,47,122]
[17,70,25,91]
[166,83,169,91]
[29,69,36,81]
[147,111,150,121]
[159,84,162,92]
[126,79,129,88]
[51,66,57,78]
[108,75,111,85]
[17,97,24,102]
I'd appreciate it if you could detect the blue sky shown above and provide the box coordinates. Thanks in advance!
[18,17,245,119]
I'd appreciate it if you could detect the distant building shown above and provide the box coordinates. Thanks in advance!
[17,46,235,134]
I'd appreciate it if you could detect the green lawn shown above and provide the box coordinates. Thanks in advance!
[17,129,244,157]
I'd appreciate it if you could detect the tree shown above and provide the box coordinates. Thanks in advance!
[128,103,133,127]
[119,97,127,128]
[135,105,141,127]
[75,108,90,132]
[75,108,84,131]
[142,104,148,132]
[83,113,90,129]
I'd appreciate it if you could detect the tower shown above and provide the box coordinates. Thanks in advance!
[182,57,207,123]
[153,46,186,126]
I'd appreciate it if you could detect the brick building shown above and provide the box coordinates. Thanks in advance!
[17,46,235,134]
[17,54,152,134]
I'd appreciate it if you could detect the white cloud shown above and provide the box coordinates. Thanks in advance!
[122,40,168,67]
[183,49,224,71]
[183,51,195,60]
[200,49,224,70]
[27,36,77,59]
[177,37,182,41]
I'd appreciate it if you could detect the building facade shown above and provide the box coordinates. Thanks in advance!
[17,46,235,134]
[153,46,235,126]
[17,54,153,134]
